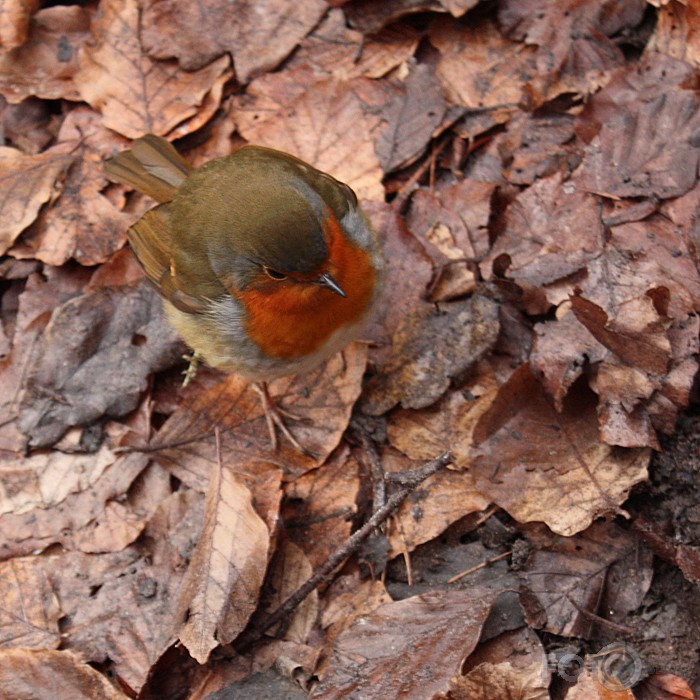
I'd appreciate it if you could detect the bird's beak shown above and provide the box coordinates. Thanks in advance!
[316,272,346,297]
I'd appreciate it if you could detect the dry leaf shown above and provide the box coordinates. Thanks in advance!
[0,0,41,52]
[344,0,478,33]
[646,0,700,70]
[0,648,128,700]
[76,0,231,138]
[265,540,318,644]
[0,6,90,103]
[141,0,327,81]
[0,144,73,255]
[177,459,272,663]
[362,295,500,415]
[312,588,496,699]
[0,558,61,650]
[518,521,653,637]
[18,281,183,448]
[636,672,697,699]
[471,364,650,536]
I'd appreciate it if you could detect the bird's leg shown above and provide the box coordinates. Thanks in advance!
[252,382,311,456]
[181,351,201,387]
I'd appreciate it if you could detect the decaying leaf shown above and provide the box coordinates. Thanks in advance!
[362,294,500,415]
[18,281,183,448]
[312,588,496,699]
[177,458,272,663]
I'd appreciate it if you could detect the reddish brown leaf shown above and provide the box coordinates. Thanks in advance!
[0,0,41,52]
[518,521,653,637]
[429,16,537,109]
[177,459,272,663]
[471,365,649,535]
[0,6,90,103]
[636,672,697,700]
[0,558,61,650]
[313,588,496,699]
[0,144,73,255]
[344,0,478,33]
[141,0,326,81]
[75,0,231,138]
[0,648,128,700]
[646,0,700,70]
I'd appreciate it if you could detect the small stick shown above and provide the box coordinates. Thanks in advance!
[234,451,454,652]
[448,550,511,584]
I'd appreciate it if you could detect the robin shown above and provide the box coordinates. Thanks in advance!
[105,135,384,452]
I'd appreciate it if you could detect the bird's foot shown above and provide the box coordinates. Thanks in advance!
[252,382,312,457]
[181,351,201,387]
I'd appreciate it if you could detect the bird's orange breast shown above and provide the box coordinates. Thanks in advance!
[240,217,377,360]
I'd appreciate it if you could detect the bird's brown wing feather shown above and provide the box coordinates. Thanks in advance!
[128,204,207,314]
[105,134,192,203]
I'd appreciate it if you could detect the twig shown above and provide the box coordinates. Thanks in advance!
[447,550,512,584]
[233,451,454,652]
[568,597,635,635]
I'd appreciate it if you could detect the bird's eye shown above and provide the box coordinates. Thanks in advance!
[263,267,287,281]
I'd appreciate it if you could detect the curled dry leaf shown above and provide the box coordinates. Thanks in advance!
[234,76,385,201]
[18,281,183,448]
[362,294,500,415]
[0,0,41,52]
[470,364,650,536]
[0,144,73,256]
[75,0,231,139]
[177,459,272,664]
[646,0,700,70]
[0,648,128,700]
[141,0,327,81]
[312,588,496,699]
[0,6,90,103]
[0,558,61,650]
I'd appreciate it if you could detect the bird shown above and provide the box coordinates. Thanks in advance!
[104,135,384,452]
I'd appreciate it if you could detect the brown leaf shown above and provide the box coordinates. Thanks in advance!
[289,10,421,81]
[344,0,478,33]
[481,171,605,288]
[151,343,368,490]
[580,88,700,200]
[0,558,61,650]
[18,281,182,448]
[636,672,696,700]
[265,540,318,644]
[518,521,652,638]
[177,459,272,663]
[0,0,41,52]
[75,0,231,139]
[0,452,149,558]
[0,144,73,255]
[312,588,496,699]
[443,627,549,700]
[407,179,495,301]
[283,445,360,568]
[0,648,128,700]
[362,295,500,415]
[498,0,645,101]
[235,76,385,201]
[471,365,649,536]
[12,108,133,266]
[0,6,90,103]
[429,16,537,109]
[646,0,700,70]
[375,62,447,173]
[141,0,327,81]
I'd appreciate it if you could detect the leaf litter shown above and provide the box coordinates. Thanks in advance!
[0,0,699,697]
